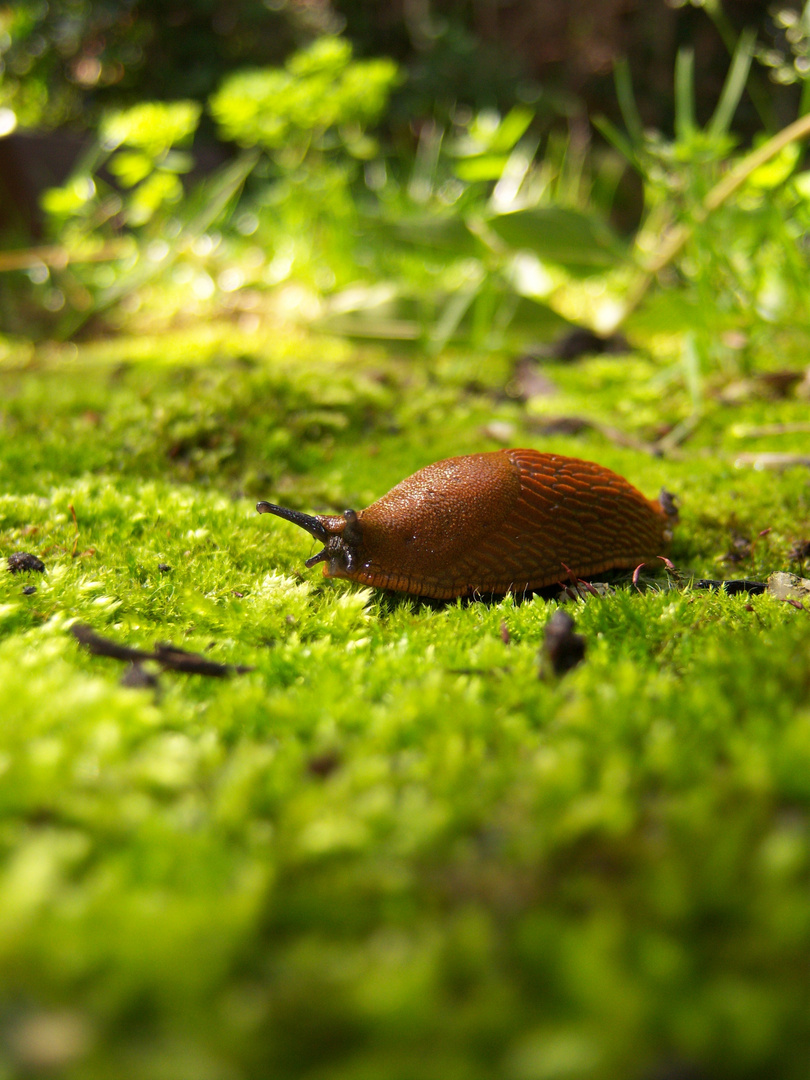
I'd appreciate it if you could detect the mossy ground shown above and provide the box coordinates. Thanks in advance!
[1,324,809,1080]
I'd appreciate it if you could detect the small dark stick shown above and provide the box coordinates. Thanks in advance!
[152,642,253,678]
[541,610,587,677]
[70,624,253,677]
[71,623,155,663]
[693,579,768,596]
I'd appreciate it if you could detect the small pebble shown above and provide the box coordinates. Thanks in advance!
[8,552,45,574]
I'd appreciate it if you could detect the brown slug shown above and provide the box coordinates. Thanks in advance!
[257,449,673,600]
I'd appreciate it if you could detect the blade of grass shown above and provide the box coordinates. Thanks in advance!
[592,115,639,169]
[707,27,756,139]
[613,59,644,147]
[408,121,443,204]
[674,48,696,142]
[800,71,810,118]
[701,0,774,129]
[490,136,541,212]
[0,241,131,273]
[56,149,260,339]
[428,269,484,353]
[609,110,810,331]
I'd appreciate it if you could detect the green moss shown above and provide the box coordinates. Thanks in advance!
[0,323,809,1078]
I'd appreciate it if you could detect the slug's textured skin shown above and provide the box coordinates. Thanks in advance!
[257,449,671,599]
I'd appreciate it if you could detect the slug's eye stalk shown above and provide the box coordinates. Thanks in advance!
[256,502,329,541]
[343,509,362,546]
[256,501,365,579]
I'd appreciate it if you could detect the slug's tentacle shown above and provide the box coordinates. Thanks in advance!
[304,549,329,568]
[256,501,363,578]
[256,503,329,542]
[342,509,362,546]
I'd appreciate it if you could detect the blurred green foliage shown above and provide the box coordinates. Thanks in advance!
[2,7,810,393]
[209,36,398,156]
[44,101,202,229]
[1,0,801,136]
[0,0,303,128]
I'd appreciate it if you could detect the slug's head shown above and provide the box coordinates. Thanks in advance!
[256,502,365,579]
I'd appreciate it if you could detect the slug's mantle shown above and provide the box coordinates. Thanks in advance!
[257,449,673,600]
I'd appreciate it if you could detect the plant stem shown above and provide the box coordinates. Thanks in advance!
[0,242,130,273]
[612,111,810,331]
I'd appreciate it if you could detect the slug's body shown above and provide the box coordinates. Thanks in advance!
[257,449,672,600]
